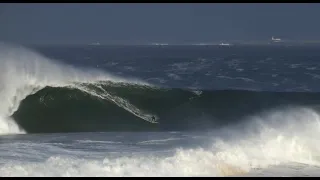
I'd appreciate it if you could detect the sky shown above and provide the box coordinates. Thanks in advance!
[0,3,320,45]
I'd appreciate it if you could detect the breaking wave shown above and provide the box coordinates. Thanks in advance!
[0,43,150,135]
[2,43,320,135]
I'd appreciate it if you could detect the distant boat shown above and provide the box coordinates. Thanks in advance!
[271,36,281,42]
[219,43,231,46]
[151,43,169,46]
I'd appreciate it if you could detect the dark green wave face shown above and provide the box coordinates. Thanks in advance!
[11,82,320,134]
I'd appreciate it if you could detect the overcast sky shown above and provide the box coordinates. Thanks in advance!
[0,3,319,45]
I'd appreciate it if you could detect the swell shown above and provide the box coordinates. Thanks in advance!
[12,82,320,133]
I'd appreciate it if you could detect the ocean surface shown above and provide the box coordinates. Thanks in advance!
[1,43,320,176]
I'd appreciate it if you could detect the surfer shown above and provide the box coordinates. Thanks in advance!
[151,115,156,122]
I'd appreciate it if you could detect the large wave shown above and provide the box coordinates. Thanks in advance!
[11,84,320,134]
[0,43,151,135]
[2,43,320,135]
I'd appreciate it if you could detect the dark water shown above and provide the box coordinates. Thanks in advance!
[34,45,320,91]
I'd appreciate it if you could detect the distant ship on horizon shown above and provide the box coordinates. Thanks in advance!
[151,43,169,46]
[271,36,281,42]
[219,42,231,46]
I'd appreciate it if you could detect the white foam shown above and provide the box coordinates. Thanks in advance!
[214,107,320,169]
[0,116,25,135]
[167,73,181,80]
[137,138,182,145]
[216,75,255,83]
[0,43,153,135]
[0,149,248,177]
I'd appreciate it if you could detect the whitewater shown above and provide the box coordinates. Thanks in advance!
[1,43,320,176]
